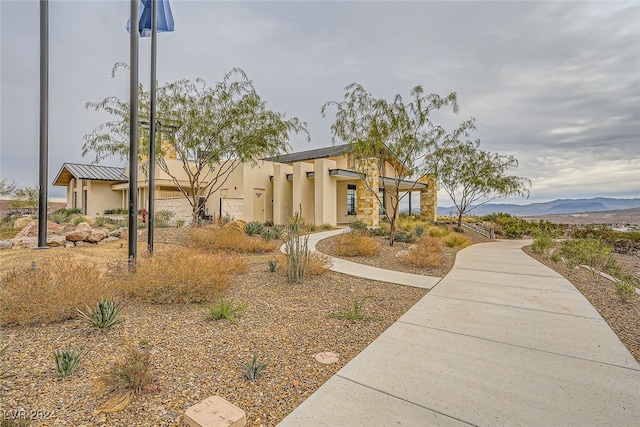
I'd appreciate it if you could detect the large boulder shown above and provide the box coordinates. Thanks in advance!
[86,229,108,243]
[14,217,33,229]
[0,240,13,250]
[46,235,66,247]
[76,222,92,231]
[64,229,91,242]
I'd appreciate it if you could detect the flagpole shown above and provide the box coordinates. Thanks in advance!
[37,0,49,249]
[128,0,139,267]
[148,0,157,254]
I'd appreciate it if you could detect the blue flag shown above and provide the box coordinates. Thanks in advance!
[126,0,175,37]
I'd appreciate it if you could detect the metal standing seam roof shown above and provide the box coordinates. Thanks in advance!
[263,144,351,163]
[53,163,128,185]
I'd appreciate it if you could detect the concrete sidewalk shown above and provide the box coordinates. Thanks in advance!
[307,229,441,289]
[279,239,640,426]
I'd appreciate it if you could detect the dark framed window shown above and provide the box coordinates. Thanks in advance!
[347,184,356,215]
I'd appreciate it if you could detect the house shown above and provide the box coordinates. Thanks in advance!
[53,144,437,226]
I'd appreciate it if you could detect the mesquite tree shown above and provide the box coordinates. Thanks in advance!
[434,140,531,227]
[322,83,472,245]
[83,68,308,226]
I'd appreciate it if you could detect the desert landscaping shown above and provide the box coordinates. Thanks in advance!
[1,213,638,426]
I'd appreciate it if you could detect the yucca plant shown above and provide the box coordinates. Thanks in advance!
[268,260,278,273]
[54,348,83,378]
[77,298,124,330]
[244,354,266,380]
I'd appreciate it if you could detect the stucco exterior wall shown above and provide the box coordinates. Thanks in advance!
[241,161,274,223]
[314,158,337,226]
[273,163,293,225]
[292,162,315,224]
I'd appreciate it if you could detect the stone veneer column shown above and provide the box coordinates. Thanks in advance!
[355,159,379,226]
[419,175,438,222]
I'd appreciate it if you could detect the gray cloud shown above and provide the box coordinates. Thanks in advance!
[1,0,638,204]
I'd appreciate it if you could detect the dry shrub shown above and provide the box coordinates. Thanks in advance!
[0,261,113,326]
[307,252,333,275]
[188,227,277,253]
[276,252,332,277]
[398,236,443,267]
[118,248,248,304]
[95,338,153,413]
[428,226,450,238]
[335,232,381,257]
[442,233,471,248]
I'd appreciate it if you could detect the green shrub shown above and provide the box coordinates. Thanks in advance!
[76,298,124,330]
[203,298,247,324]
[559,238,615,279]
[368,226,388,237]
[531,228,559,258]
[413,225,425,236]
[54,348,83,378]
[349,220,368,232]
[393,231,417,244]
[244,221,264,236]
[244,354,266,380]
[95,216,106,227]
[72,216,86,226]
[320,223,333,230]
[154,210,175,228]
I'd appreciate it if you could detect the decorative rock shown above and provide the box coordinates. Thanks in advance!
[13,217,33,229]
[64,229,91,242]
[86,229,107,243]
[76,222,92,231]
[46,235,66,247]
[109,228,121,238]
[314,351,339,365]
[75,241,95,247]
[184,396,246,427]
[0,240,13,250]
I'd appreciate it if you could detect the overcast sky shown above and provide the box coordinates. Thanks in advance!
[1,0,639,205]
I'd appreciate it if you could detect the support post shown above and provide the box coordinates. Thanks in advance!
[37,0,49,249]
[128,0,139,267]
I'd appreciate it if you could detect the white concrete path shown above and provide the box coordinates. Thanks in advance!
[307,229,441,289]
[279,238,640,426]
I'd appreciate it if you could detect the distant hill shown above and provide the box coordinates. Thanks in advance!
[522,207,640,226]
[437,197,640,217]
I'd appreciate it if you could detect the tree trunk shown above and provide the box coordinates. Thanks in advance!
[192,209,199,228]
[457,211,463,228]
[389,221,396,246]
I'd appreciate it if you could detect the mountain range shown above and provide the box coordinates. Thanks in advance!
[436,197,640,217]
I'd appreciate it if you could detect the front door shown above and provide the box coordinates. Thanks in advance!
[253,188,265,222]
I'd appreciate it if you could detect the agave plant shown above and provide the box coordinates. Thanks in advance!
[77,298,124,330]
[244,354,266,380]
[54,348,83,378]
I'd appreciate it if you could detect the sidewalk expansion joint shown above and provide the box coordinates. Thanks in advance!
[334,374,478,426]
[396,320,640,372]
[428,294,603,320]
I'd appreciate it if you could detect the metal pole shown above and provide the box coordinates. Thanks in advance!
[148,0,157,254]
[128,0,139,267]
[37,0,49,249]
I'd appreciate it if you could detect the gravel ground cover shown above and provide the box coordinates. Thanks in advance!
[0,229,427,426]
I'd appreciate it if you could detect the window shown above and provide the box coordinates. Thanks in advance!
[378,189,385,215]
[347,184,356,215]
